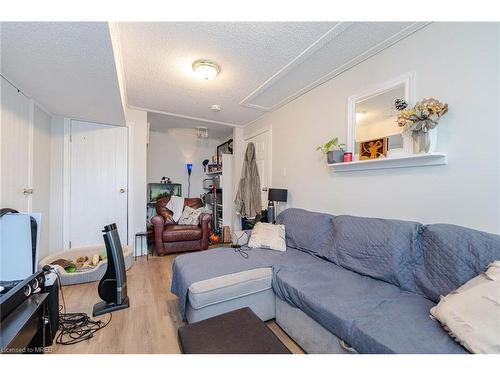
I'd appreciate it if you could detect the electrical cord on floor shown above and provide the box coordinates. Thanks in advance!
[56,310,112,345]
[48,266,113,345]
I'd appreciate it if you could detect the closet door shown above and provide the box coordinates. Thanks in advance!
[0,78,32,212]
[69,120,128,247]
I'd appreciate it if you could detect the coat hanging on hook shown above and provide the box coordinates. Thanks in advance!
[234,142,261,219]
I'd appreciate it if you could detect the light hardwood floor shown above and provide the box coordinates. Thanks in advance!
[51,254,304,354]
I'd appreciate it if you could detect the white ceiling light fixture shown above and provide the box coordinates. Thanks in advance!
[196,126,209,139]
[192,59,221,81]
[210,104,222,112]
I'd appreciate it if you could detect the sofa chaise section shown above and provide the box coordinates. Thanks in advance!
[186,268,275,323]
[171,244,323,322]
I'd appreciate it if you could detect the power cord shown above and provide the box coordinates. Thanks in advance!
[233,246,249,259]
[56,310,112,345]
[45,265,112,345]
[231,231,250,259]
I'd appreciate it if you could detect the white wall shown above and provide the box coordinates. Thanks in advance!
[245,22,500,234]
[231,127,245,230]
[32,105,52,258]
[147,130,221,199]
[49,116,65,253]
[126,108,148,247]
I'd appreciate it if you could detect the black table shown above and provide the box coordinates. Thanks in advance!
[178,307,291,354]
[134,231,152,261]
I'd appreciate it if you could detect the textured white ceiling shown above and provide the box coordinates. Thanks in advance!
[118,21,428,132]
[1,22,125,125]
[245,22,426,110]
[118,22,336,127]
[0,22,428,134]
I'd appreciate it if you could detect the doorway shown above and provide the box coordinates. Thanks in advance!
[67,120,128,248]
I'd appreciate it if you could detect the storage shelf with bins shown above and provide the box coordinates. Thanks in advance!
[328,152,447,172]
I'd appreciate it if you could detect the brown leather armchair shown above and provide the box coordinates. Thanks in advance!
[151,196,212,255]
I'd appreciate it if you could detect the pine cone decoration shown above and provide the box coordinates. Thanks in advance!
[394,99,408,111]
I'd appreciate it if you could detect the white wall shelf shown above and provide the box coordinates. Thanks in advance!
[328,152,447,172]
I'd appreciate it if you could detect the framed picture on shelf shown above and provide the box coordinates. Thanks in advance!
[217,139,233,165]
[358,138,388,160]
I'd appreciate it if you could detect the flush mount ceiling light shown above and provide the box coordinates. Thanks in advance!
[192,59,221,81]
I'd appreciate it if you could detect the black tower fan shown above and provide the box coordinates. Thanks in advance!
[93,223,130,316]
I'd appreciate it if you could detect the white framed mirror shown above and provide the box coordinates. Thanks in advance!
[347,73,414,159]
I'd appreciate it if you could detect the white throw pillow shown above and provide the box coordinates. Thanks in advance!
[248,222,286,252]
[178,206,203,225]
[430,260,500,354]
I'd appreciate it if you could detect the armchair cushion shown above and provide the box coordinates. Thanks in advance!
[163,225,202,242]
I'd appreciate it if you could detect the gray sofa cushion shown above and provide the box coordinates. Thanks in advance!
[273,260,466,354]
[415,224,500,302]
[350,293,467,354]
[328,215,422,293]
[276,208,335,258]
[273,259,402,344]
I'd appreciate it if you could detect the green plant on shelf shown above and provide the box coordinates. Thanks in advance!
[316,137,345,154]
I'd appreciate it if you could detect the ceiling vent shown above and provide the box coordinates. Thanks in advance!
[196,126,209,139]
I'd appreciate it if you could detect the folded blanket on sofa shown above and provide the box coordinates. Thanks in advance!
[166,195,185,222]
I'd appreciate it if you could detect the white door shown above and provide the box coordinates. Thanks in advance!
[69,121,128,248]
[245,130,271,210]
[0,78,32,212]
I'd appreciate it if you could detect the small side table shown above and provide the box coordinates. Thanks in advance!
[135,231,152,261]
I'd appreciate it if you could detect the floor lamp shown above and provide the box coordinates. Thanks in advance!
[267,188,288,223]
[186,163,193,197]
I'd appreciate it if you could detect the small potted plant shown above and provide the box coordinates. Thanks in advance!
[316,137,346,164]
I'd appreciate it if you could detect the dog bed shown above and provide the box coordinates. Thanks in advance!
[39,245,133,286]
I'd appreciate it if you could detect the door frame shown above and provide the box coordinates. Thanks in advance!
[62,118,129,249]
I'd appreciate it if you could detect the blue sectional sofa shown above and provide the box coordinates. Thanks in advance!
[171,208,500,354]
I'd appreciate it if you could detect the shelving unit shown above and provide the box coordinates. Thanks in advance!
[328,152,447,172]
[203,154,233,234]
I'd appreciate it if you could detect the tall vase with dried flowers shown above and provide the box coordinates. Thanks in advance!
[396,98,448,153]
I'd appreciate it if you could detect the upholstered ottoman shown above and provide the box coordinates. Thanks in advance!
[185,267,276,323]
[178,307,290,354]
